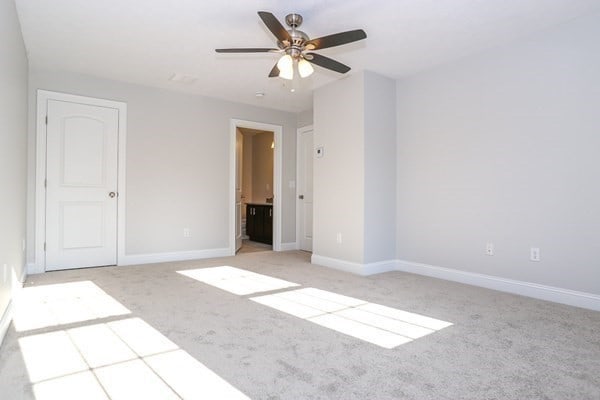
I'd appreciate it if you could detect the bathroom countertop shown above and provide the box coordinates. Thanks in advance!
[245,202,273,206]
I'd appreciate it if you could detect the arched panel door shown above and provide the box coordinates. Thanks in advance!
[45,100,119,270]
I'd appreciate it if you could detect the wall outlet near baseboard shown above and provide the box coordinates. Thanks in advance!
[530,247,540,262]
[336,233,342,244]
[183,228,191,238]
[485,243,494,256]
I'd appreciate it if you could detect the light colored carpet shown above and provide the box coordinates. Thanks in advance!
[237,240,272,254]
[0,250,599,399]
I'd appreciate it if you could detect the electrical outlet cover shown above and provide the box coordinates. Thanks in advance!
[530,247,540,262]
[315,146,324,158]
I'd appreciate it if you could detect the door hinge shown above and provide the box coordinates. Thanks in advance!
[45,115,48,125]
[44,179,47,188]
[44,242,46,251]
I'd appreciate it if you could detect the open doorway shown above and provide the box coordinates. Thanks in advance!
[230,120,282,255]
[239,128,273,253]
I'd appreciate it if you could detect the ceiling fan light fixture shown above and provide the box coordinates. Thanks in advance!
[277,54,294,80]
[298,58,314,78]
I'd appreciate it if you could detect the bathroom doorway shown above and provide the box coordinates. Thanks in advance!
[230,119,282,254]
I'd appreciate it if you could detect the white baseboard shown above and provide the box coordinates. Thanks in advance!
[311,254,397,276]
[278,242,298,251]
[0,302,13,349]
[396,259,600,312]
[0,266,25,349]
[27,248,233,272]
[311,254,365,275]
[27,262,44,275]
[366,260,399,275]
[18,266,27,284]
[310,255,600,311]
[118,248,231,266]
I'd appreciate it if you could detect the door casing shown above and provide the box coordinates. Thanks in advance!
[34,90,127,273]
[235,129,243,252]
[229,119,282,254]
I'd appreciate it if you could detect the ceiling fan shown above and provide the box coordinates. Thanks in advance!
[215,11,367,80]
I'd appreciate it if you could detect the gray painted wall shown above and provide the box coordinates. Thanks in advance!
[364,72,397,263]
[313,73,365,263]
[297,109,313,128]
[313,71,397,265]
[241,131,253,212]
[27,69,298,262]
[396,13,600,294]
[0,0,28,317]
[251,132,274,204]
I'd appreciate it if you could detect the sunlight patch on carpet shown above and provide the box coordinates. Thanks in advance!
[251,288,453,349]
[18,317,250,400]
[13,281,130,332]
[177,266,299,295]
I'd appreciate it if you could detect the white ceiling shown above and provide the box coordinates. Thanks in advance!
[15,0,600,113]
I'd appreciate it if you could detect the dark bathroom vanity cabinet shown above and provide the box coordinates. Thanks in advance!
[246,203,273,245]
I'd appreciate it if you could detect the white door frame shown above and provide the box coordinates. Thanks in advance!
[229,119,282,254]
[34,90,127,273]
[296,125,313,250]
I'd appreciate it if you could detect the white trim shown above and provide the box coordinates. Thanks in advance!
[395,259,600,312]
[0,302,14,349]
[18,265,27,284]
[296,125,313,251]
[119,248,231,266]
[0,267,26,348]
[364,260,399,275]
[311,254,364,275]
[230,119,283,255]
[27,262,43,275]
[310,255,600,311]
[311,254,397,276]
[279,242,298,251]
[34,90,127,272]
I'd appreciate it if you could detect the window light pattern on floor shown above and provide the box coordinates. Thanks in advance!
[250,288,452,349]
[177,266,299,295]
[18,317,250,400]
[13,281,131,332]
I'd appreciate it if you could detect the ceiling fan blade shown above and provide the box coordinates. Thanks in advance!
[268,63,280,78]
[215,48,279,53]
[258,11,291,43]
[305,29,367,50]
[305,53,351,74]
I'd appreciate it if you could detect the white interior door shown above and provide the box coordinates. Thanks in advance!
[298,127,314,251]
[45,100,119,270]
[235,129,243,252]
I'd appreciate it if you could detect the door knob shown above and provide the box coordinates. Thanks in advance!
[299,195,304,199]
[109,192,116,198]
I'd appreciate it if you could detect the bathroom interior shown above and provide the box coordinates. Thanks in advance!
[237,127,274,253]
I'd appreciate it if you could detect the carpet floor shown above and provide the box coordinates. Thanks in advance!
[0,250,599,399]
[237,240,272,254]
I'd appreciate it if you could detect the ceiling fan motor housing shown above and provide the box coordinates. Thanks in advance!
[280,14,308,59]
